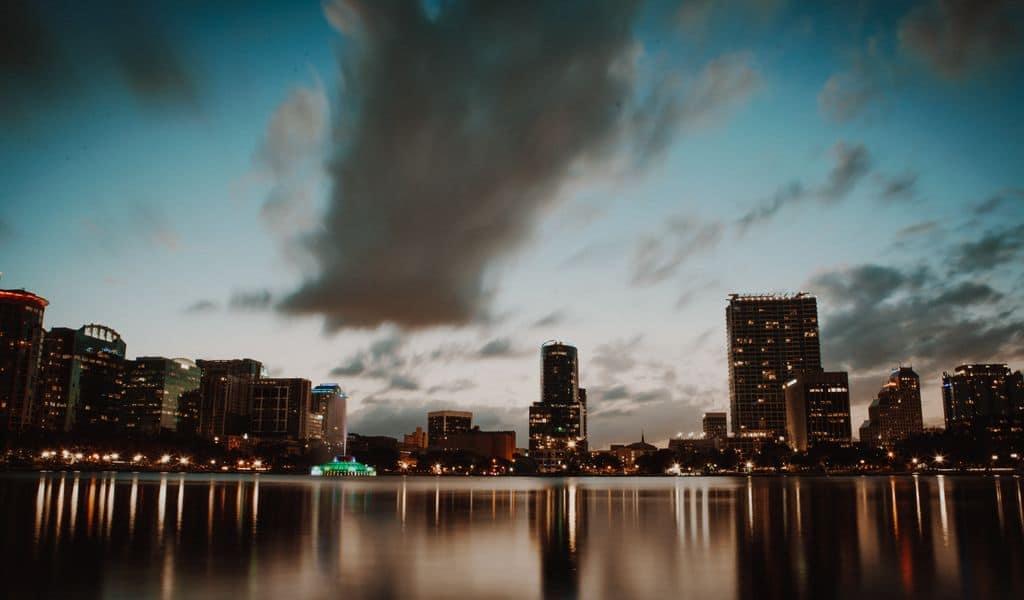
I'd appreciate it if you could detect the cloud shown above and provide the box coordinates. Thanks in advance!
[478,337,514,358]
[280,1,753,331]
[810,263,1024,382]
[631,218,723,286]
[591,335,644,377]
[896,220,940,238]
[736,142,871,231]
[974,188,1024,215]
[183,300,218,314]
[877,172,918,201]
[228,289,273,311]
[531,310,567,329]
[427,379,477,394]
[949,224,1024,274]
[388,374,420,391]
[0,217,12,244]
[899,0,1022,79]
[330,329,408,379]
[1,2,200,121]
[818,40,894,122]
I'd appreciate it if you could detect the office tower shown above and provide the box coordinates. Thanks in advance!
[123,357,200,435]
[313,384,348,451]
[250,378,313,441]
[36,324,127,432]
[726,293,821,438]
[942,364,1023,439]
[0,289,47,430]
[176,389,202,436]
[703,412,728,441]
[529,341,587,472]
[404,426,428,449]
[196,358,262,439]
[428,410,472,443]
[783,370,851,451]
[859,366,923,447]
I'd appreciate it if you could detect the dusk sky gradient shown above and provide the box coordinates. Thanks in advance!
[2,0,1023,448]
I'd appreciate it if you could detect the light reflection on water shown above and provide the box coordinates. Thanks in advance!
[2,473,1023,599]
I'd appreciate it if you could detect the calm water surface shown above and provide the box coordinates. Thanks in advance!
[2,473,1022,599]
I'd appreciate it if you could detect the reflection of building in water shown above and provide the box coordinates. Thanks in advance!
[528,482,585,598]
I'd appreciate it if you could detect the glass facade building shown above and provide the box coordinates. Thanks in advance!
[124,357,200,435]
[0,289,47,430]
[783,370,851,451]
[529,342,588,472]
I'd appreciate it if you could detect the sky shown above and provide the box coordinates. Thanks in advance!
[2,0,1023,449]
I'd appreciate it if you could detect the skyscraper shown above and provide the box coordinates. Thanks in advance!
[0,289,47,430]
[427,410,472,443]
[313,384,348,451]
[195,358,262,439]
[726,293,821,438]
[36,324,127,432]
[250,377,313,441]
[858,366,923,447]
[942,364,1023,440]
[783,370,851,451]
[123,357,200,435]
[529,341,587,472]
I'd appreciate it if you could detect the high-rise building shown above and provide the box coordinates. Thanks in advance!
[403,426,428,449]
[859,366,923,447]
[313,384,348,451]
[529,341,588,472]
[123,357,200,436]
[703,412,728,441]
[36,324,127,432]
[428,410,472,444]
[783,370,851,451]
[942,364,1024,440]
[0,289,47,430]
[195,358,262,439]
[250,378,313,441]
[176,389,202,436]
[726,293,821,438]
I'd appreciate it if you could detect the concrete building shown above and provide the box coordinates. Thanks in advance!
[436,428,516,461]
[942,364,1024,440]
[703,412,728,441]
[123,357,200,435]
[529,341,588,472]
[859,366,923,447]
[726,293,821,438]
[36,324,126,432]
[250,378,313,441]
[195,358,262,439]
[404,426,428,449]
[427,410,472,443]
[784,370,851,451]
[0,289,47,430]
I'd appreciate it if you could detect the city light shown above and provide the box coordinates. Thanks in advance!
[179,457,190,465]
[160,454,171,464]
[133,454,144,462]
[934,455,945,464]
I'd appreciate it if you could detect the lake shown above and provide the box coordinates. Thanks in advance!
[2,473,1022,599]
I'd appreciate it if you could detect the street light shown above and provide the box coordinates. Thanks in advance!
[933,455,944,465]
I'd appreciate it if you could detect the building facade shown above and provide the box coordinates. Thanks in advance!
[436,429,516,461]
[783,370,851,451]
[942,364,1024,440]
[703,412,728,441]
[859,367,923,447]
[404,426,428,449]
[36,324,127,432]
[250,378,313,441]
[427,410,472,444]
[726,293,821,438]
[123,357,200,435]
[313,384,348,451]
[0,289,48,430]
[529,341,588,472]
[196,358,262,439]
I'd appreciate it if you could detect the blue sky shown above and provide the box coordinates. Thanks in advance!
[2,0,1023,447]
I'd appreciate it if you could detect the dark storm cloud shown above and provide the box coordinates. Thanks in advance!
[899,0,1023,79]
[810,263,1024,382]
[228,289,273,311]
[280,0,757,331]
[631,218,723,286]
[737,142,872,231]
[949,224,1024,274]
[0,2,199,120]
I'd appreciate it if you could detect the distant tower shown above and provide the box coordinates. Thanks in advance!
[859,366,923,447]
[529,341,588,472]
[0,289,48,430]
[726,293,821,438]
[314,384,348,453]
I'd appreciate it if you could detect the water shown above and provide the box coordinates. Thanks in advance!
[2,473,1022,599]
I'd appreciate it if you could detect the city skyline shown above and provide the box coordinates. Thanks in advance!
[3,1,1024,449]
